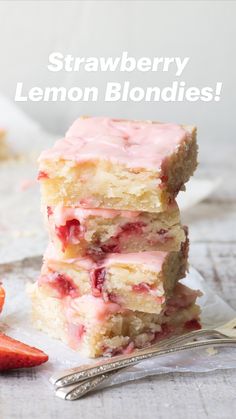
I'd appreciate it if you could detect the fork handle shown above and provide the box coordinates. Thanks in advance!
[55,338,236,400]
[51,328,226,388]
[56,372,115,401]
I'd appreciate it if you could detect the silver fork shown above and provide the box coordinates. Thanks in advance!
[51,318,236,400]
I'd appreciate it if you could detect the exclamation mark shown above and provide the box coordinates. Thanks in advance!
[215,82,222,101]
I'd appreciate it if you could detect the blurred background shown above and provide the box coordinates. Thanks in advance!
[0,0,235,168]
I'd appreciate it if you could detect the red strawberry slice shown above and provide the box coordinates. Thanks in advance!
[55,219,81,251]
[132,282,151,293]
[90,268,106,297]
[0,334,48,371]
[47,206,53,217]
[100,241,120,254]
[184,319,201,331]
[121,222,145,235]
[0,286,5,313]
[37,171,49,180]
[51,272,79,298]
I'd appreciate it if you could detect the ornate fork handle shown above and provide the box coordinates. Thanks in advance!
[55,337,236,400]
[51,328,229,389]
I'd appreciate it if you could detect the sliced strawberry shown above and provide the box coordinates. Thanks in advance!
[55,219,81,251]
[47,206,53,218]
[121,222,145,235]
[100,241,120,254]
[0,286,5,313]
[0,333,48,371]
[90,268,106,297]
[184,319,201,331]
[37,171,49,180]
[160,174,169,184]
[51,272,79,298]
[132,282,151,293]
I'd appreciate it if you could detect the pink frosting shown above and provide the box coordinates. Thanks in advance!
[65,294,122,323]
[39,117,192,170]
[103,251,167,271]
[44,244,95,269]
[44,243,168,272]
[52,205,141,226]
[51,200,178,226]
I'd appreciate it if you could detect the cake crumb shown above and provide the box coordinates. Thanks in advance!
[206,346,218,356]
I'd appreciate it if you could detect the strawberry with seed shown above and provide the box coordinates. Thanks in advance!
[0,334,48,371]
[0,284,48,371]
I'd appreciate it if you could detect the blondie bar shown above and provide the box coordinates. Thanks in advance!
[40,240,188,315]
[38,117,197,212]
[46,202,186,259]
[28,281,201,357]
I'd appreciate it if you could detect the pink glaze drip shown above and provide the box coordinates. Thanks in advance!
[39,117,192,170]
[52,205,141,226]
[45,244,168,272]
[44,244,96,270]
[103,251,167,271]
[65,295,122,324]
[67,323,86,349]
[50,200,178,227]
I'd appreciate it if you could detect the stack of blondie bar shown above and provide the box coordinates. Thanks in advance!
[29,117,201,357]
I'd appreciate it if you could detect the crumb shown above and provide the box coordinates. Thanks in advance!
[206,346,218,356]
